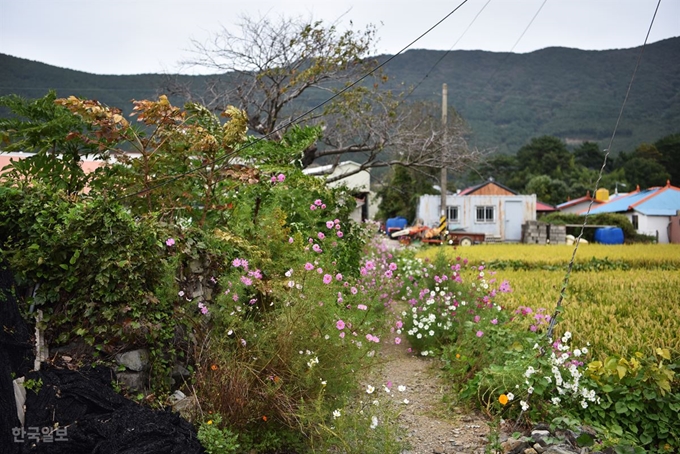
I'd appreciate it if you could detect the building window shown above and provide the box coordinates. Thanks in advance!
[632,214,639,230]
[446,205,460,223]
[475,205,495,222]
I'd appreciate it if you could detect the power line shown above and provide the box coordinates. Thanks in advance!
[113,1,471,202]
[401,0,491,102]
[545,0,662,339]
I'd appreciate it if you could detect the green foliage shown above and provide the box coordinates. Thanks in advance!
[525,175,569,205]
[197,414,240,454]
[375,165,438,222]
[313,399,408,454]
[0,91,100,193]
[540,212,637,242]
[581,350,680,453]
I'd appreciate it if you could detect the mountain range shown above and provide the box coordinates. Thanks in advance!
[1,36,679,155]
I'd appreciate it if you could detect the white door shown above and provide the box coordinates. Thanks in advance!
[505,201,523,241]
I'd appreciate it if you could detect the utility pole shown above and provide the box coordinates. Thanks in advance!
[440,83,448,218]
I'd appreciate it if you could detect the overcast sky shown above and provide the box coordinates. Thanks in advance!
[1,0,678,75]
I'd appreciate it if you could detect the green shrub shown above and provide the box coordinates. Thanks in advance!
[541,212,637,242]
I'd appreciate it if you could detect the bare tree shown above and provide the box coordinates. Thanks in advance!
[172,14,485,179]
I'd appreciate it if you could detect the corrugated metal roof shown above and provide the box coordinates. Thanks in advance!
[586,184,680,216]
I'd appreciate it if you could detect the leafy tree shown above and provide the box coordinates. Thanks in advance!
[175,15,483,179]
[654,133,680,184]
[515,136,574,181]
[524,175,569,205]
[623,157,670,189]
[573,141,608,170]
[375,165,438,222]
[0,91,100,193]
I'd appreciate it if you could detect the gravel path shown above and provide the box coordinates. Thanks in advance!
[373,237,492,453]
[375,328,492,454]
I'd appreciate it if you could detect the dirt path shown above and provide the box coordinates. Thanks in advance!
[375,238,492,454]
[375,332,491,454]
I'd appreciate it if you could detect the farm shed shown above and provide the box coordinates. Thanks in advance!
[584,181,680,243]
[416,193,537,242]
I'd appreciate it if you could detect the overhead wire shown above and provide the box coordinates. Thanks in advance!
[545,0,662,340]
[401,0,492,102]
[113,1,470,202]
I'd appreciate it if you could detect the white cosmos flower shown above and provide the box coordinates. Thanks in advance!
[520,400,529,411]
[332,409,341,419]
[366,385,375,394]
[370,416,378,429]
[398,385,406,392]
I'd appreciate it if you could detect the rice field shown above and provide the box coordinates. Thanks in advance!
[415,243,680,359]
[417,243,680,269]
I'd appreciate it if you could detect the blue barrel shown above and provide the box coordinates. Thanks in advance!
[594,227,624,244]
[386,217,408,237]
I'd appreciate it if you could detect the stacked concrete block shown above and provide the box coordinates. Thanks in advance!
[522,221,566,244]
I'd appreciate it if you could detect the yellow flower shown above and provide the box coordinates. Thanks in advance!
[207,420,213,425]
[498,394,509,405]
[455,353,461,359]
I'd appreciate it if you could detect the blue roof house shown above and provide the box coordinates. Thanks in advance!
[584,181,680,243]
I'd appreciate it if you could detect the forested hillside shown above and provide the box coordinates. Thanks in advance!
[1,37,678,155]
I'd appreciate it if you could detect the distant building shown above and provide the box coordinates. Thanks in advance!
[302,161,375,222]
[556,190,607,214]
[584,181,680,243]
[416,179,537,242]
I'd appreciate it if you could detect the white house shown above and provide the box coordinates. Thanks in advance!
[585,182,680,243]
[416,193,537,242]
[303,161,375,222]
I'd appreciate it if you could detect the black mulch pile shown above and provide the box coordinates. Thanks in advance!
[1,265,204,454]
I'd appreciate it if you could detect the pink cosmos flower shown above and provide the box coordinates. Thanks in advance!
[384,270,393,278]
[321,204,326,209]
[314,199,323,206]
[491,319,498,325]
[323,274,332,284]
[339,332,345,338]
[336,320,345,330]
[365,261,375,270]
[271,176,277,183]
[310,204,317,211]
[394,337,401,345]
[476,331,484,337]
[312,244,322,253]
[240,276,253,286]
[335,273,343,281]
[351,287,358,295]
[289,237,294,243]
[357,304,367,310]
[388,262,397,271]
[474,315,481,323]
[166,238,175,247]
[277,174,285,182]
[317,232,325,240]
[326,221,335,229]
[337,231,343,238]
[396,321,403,329]
[304,262,314,271]
[232,258,242,267]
